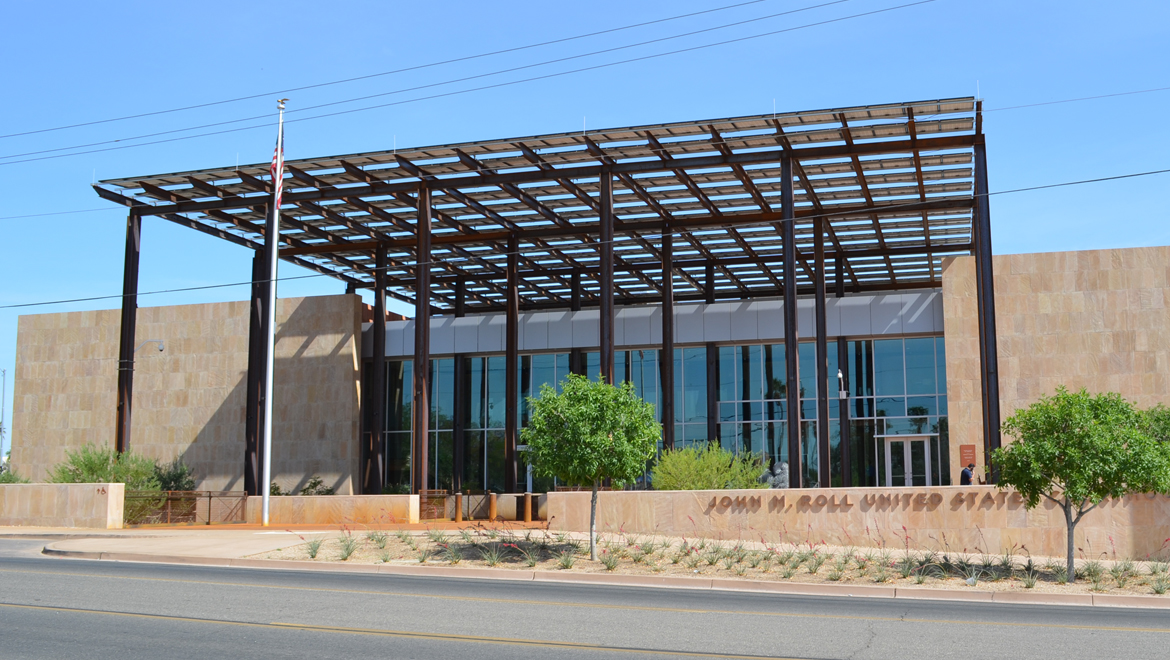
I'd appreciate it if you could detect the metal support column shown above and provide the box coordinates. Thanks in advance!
[973,126,1001,480]
[505,233,520,493]
[570,270,582,312]
[452,353,466,497]
[454,277,466,318]
[660,228,675,450]
[413,186,432,494]
[814,218,831,487]
[781,155,802,488]
[599,171,615,384]
[837,336,852,487]
[365,246,388,494]
[705,261,716,305]
[244,249,267,496]
[115,211,141,454]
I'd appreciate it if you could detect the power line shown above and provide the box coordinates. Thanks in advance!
[0,0,773,140]
[2,164,1166,311]
[0,0,854,162]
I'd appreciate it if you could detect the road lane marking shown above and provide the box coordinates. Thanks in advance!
[2,566,1169,635]
[0,602,796,659]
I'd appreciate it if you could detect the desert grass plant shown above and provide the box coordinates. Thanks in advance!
[872,566,890,583]
[1021,568,1039,589]
[379,549,392,564]
[393,529,412,544]
[897,557,915,579]
[337,532,360,561]
[684,555,701,570]
[426,528,449,545]
[479,543,509,567]
[303,536,324,559]
[1152,577,1170,595]
[518,544,540,568]
[807,553,828,574]
[827,568,845,581]
[781,566,797,579]
[721,556,737,571]
[733,565,748,576]
[600,551,620,571]
[459,529,476,545]
[366,530,389,550]
[442,544,463,565]
[557,550,577,569]
[415,546,432,564]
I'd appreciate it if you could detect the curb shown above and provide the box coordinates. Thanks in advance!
[40,544,1170,609]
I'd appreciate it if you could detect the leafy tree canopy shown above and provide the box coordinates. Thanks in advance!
[995,387,1170,581]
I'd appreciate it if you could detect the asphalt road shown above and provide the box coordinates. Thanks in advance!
[1,539,1168,660]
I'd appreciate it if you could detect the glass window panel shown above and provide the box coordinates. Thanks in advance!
[874,339,904,396]
[906,395,937,417]
[889,440,906,486]
[615,351,628,384]
[743,422,764,456]
[764,344,785,399]
[555,353,570,392]
[829,420,842,487]
[719,402,737,423]
[936,337,948,396]
[826,344,840,399]
[530,353,556,393]
[385,360,412,432]
[910,439,927,487]
[764,399,786,421]
[801,421,818,486]
[431,429,454,491]
[674,349,684,424]
[852,396,874,419]
[432,359,455,430]
[876,396,905,418]
[682,347,707,424]
[851,420,876,487]
[585,352,600,381]
[801,399,817,421]
[742,345,763,401]
[683,423,708,445]
[875,435,887,487]
[938,395,948,416]
[798,342,817,399]
[386,431,412,490]
[719,422,738,454]
[904,337,936,395]
[486,430,506,493]
[463,430,484,492]
[466,358,484,430]
[718,346,735,401]
[630,350,658,416]
[850,340,873,397]
[485,356,506,428]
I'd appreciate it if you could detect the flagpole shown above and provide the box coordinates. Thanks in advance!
[261,98,287,527]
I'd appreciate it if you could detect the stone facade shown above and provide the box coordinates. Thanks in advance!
[10,295,363,494]
[0,483,124,528]
[548,487,1170,560]
[943,247,1170,482]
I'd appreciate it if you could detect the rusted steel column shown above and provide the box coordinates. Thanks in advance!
[571,269,582,312]
[599,171,615,384]
[454,493,463,523]
[706,342,718,444]
[815,218,831,487]
[973,130,1001,480]
[115,210,141,454]
[413,186,432,494]
[523,492,532,523]
[660,228,675,450]
[705,261,716,305]
[781,155,802,488]
[244,249,267,496]
[365,246,388,494]
[452,353,466,497]
[454,277,466,318]
[505,233,519,493]
[489,492,498,522]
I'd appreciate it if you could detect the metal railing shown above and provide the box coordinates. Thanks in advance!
[124,491,247,526]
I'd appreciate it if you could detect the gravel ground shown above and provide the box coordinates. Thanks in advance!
[253,526,1170,597]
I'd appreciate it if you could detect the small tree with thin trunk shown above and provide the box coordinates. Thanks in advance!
[523,374,660,561]
[995,387,1170,582]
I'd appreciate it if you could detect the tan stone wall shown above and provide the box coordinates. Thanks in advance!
[942,247,1170,482]
[245,495,419,525]
[0,483,124,528]
[10,295,363,494]
[547,487,1170,560]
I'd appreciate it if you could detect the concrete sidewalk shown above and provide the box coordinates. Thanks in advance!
[8,525,1170,610]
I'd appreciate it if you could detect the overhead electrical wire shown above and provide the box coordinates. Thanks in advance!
[0,0,857,162]
[2,165,1167,311]
[0,0,775,140]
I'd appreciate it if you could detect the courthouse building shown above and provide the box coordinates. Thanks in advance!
[11,97,1170,496]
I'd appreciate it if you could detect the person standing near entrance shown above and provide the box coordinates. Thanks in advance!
[960,463,975,486]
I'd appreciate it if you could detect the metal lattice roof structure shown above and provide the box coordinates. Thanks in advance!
[95,97,983,313]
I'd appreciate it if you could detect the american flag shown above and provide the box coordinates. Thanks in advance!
[270,118,285,211]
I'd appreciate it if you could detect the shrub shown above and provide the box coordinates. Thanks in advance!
[49,444,159,490]
[650,444,766,491]
[299,476,335,495]
[0,466,29,484]
[154,458,196,491]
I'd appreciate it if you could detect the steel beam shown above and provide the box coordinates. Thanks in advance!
[244,249,267,496]
[706,342,719,444]
[782,156,802,488]
[413,186,432,494]
[599,172,616,385]
[115,211,141,454]
[815,217,831,487]
[365,246,388,494]
[505,233,520,493]
[660,229,675,451]
[973,134,1001,480]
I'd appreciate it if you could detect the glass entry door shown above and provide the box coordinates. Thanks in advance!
[877,434,937,486]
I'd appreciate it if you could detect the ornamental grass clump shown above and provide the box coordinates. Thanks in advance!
[524,375,660,561]
[337,532,360,561]
[650,444,766,491]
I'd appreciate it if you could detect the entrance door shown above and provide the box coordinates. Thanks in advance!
[879,435,936,486]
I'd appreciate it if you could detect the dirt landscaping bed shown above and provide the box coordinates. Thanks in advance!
[252,525,1170,597]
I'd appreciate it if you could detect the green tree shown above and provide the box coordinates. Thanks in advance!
[523,374,660,560]
[48,444,160,491]
[651,444,766,491]
[995,388,1170,582]
[154,457,196,491]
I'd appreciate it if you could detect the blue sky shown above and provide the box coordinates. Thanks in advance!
[1,0,1168,458]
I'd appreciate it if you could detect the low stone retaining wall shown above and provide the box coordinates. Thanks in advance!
[0,483,125,528]
[245,495,419,525]
[546,486,1170,560]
